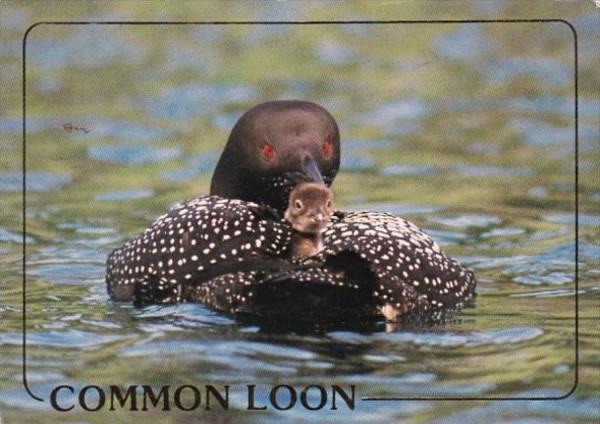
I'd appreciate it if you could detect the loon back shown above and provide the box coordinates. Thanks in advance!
[106,195,476,321]
[106,196,293,304]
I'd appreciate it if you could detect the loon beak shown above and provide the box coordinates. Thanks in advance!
[313,211,324,223]
[303,155,324,185]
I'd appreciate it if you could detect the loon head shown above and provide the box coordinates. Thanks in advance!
[210,100,341,211]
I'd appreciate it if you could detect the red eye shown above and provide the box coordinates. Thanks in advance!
[262,143,274,161]
[321,139,332,158]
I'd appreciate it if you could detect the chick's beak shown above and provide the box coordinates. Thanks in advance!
[312,211,324,223]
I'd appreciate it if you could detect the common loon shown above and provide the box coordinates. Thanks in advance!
[106,100,476,322]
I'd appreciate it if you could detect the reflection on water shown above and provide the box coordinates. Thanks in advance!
[27,27,146,70]
[357,99,428,134]
[95,188,154,201]
[0,228,36,244]
[87,144,182,165]
[432,25,497,61]
[543,213,600,227]
[347,202,442,216]
[0,172,72,192]
[140,84,258,120]
[380,163,437,176]
[158,150,221,181]
[0,7,598,424]
[430,214,502,228]
[487,57,571,87]
[508,118,572,147]
[315,38,357,66]
[451,164,534,177]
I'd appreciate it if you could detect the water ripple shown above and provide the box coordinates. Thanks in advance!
[28,27,145,70]
[380,164,438,176]
[508,118,572,147]
[88,144,181,165]
[451,165,534,177]
[158,150,220,182]
[314,38,357,66]
[139,84,257,120]
[346,202,442,216]
[357,99,429,133]
[543,213,600,227]
[341,153,376,172]
[432,26,497,61]
[343,139,396,151]
[510,289,577,298]
[95,188,154,201]
[0,172,72,192]
[430,214,502,228]
[481,228,526,238]
[374,327,544,347]
[0,228,36,244]
[487,57,571,87]
[1,330,130,349]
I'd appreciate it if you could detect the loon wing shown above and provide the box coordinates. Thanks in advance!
[323,210,477,312]
[106,195,293,305]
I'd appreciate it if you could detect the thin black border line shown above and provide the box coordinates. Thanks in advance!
[21,19,579,403]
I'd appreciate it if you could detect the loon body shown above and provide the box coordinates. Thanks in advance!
[106,100,476,321]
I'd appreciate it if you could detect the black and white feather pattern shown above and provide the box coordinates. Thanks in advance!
[106,196,292,305]
[319,211,476,317]
[106,196,476,320]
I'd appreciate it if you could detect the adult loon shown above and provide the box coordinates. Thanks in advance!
[106,100,476,322]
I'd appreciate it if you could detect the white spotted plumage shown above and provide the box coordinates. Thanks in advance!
[106,199,476,320]
[106,195,292,305]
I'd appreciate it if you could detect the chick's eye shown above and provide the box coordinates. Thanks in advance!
[294,200,303,209]
[321,139,332,158]
[262,143,275,161]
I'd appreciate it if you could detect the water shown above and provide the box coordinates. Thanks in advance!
[0,172,72,192]
[87,144,182,165]
[1,4,599,423]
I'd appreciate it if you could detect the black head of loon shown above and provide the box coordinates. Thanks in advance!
[210,100,341,211]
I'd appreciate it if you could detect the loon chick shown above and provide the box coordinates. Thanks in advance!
[284,183,334,258]
[106,100,476,321]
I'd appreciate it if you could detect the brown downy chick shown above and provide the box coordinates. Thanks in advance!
[284,183,334,258]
